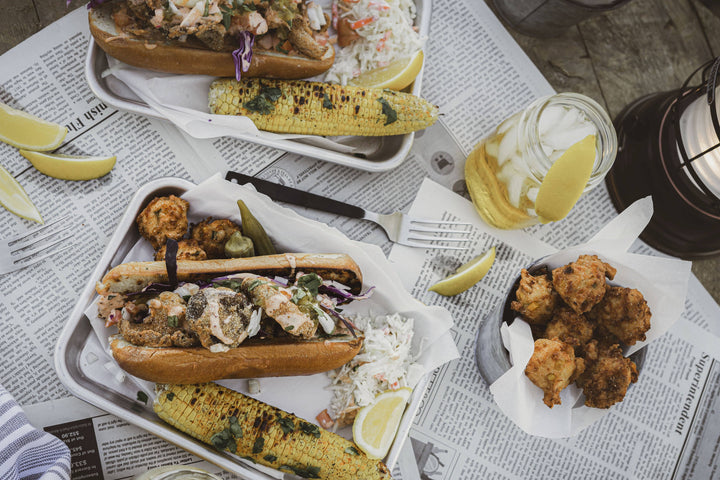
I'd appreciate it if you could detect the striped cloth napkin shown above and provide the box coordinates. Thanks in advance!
[0,385,70,479]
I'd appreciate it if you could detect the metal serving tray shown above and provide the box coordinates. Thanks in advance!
[83,0,431,173]
[54,177,428,478]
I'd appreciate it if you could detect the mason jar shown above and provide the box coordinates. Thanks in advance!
[465,93,617,229]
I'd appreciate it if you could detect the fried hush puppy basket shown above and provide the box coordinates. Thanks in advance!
[475,198,692,438]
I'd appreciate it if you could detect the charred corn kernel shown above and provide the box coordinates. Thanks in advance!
[208,78,438,136]
[154,383,393,479]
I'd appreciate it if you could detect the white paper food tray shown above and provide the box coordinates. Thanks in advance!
[83,0,431,173]
[54,177,430,479]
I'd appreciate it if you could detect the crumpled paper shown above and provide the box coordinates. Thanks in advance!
[489,197,692,438]
[103,57,385,156]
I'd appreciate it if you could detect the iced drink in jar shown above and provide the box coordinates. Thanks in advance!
[465,93,617,229]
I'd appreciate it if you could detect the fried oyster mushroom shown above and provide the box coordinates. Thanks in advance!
[577,340,638,408]
[154,239,208,261]
[525,338,585,408]
[543,304,594,351]
[589,286,652,346]
[551,255,617,314]
[511,269,558,326]
[136,195,190,250]
[191,218,243,259]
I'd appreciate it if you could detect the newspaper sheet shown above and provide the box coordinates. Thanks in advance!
[1,0,719,479]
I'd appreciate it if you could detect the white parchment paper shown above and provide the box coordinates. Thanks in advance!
[489,197,692,438]
[103,57,385,156]
[84,173,459,429]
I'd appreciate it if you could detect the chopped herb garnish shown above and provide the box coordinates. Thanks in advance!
[252,437,265,454]
[215,279,244,292]
[182,295,191,302]
[220,5,233,29]
[322,93,334,109]
[167,315,179,327]
[136,391,148,404]
[229,416,243,438]
[344,446,360,455]
[296,273,322,297]
[299,421,321,438]
[203,0,209,16]
[261,86,282,102]
[291,288,306,304]
[281,465,321,479]
[377,98,398,125]
[264,454,278,463]
[285,325,294,331]
[277,416,295,434]
[210,430,236,451]
[243,85,283,115]
[166,392,175,401]
[247,279,264,291]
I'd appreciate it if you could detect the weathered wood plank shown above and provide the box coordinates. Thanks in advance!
[693,0,720,55]
[0,2,41,56]
[485,1,607,109]
[578,0,713,117]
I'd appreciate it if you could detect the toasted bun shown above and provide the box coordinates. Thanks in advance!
[89,2,334,78]
[97,253,363,295]
[110,334,363,383]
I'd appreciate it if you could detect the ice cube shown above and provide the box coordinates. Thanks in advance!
[485,138,500,158]
[506,174,525,208]
[538,105,564,136]
[541,123,598,152]
[526,187,539,203]
[497,113,520,135]
[497,123,519,166]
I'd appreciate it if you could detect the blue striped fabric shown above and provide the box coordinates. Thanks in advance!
[0,386,70,480]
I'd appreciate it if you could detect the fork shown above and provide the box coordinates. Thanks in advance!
[225,171,472,250]
[0,216,74,275]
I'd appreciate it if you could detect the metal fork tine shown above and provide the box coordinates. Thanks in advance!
[408,234,472,243]
[11,245,73,271]
[13,233,73,260]
[403,240,469,250]
[410,219,473,226]
[408,225,472,235]
[7,215,71,246]
[11,223,73,251]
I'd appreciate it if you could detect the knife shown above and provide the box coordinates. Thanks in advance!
[225,170,366,219]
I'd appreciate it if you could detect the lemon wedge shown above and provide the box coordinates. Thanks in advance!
[0,102,67,151]
[0,164,42,223]
[353,388,412,459]
[348,50,424,91]
[429,246,496,296]
[535,134,596,223]
[20,150,117,181]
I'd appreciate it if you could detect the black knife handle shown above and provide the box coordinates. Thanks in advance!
[225,171,366,219]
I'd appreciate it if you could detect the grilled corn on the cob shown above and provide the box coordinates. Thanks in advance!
[208,78,438,136]
[154,383,392,479]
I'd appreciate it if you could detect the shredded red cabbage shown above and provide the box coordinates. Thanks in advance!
[232,32,255,81]
[86,0,107,9]
[319,284,375,305]
[321,305,357,338]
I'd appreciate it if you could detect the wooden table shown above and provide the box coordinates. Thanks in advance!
[2,0,719,304]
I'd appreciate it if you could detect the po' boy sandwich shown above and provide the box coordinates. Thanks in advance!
[96,253,371,383]
[89,0,335,78]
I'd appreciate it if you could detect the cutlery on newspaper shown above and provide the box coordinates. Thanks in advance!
[0,216,73,275]
[225,171,471,250]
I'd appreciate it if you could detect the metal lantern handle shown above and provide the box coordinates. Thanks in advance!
[673,56,720,203]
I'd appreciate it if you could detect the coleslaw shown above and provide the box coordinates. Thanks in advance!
[325,312,425,427]
[324,0,425,85]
